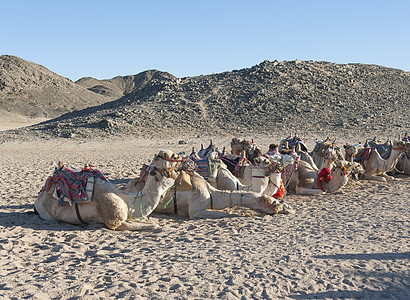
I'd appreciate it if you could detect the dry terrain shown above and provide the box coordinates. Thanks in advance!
[0,135,409,299]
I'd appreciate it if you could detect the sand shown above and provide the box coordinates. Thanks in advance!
[0,136,409,299]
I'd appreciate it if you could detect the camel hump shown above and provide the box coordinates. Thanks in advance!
[190,172,208,191]
[175,170,192,192]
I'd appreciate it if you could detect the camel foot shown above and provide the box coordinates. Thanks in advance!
[113,220,160,231]
[380,174,395,181]
[363,175,387,182]
[279,203,295,215]
[295,187,324,195]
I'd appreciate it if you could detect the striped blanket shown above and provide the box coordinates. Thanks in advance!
[43,165,107,205]
[181,155,226,181]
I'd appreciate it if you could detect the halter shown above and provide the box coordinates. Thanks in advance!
[124,165,178,221]
[259,196,279,214]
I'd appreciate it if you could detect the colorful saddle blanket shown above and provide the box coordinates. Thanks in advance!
[43,165,107,205]
[181,155,226,181]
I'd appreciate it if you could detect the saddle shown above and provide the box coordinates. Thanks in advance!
[220,155,248,178]
[279,136,308,153]
[43,165,107,205]
[366,140,392,159]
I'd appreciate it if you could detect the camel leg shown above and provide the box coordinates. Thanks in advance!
[95,192,129,230]
[114,220,160,231]
[187,192,229,219]
[379,173,394,181]
[363,174,387,182]
[295,186,324,195]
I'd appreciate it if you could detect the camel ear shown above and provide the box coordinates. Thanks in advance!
[163,152,168,160]
[254,157,260,164]
[343,145,347,149]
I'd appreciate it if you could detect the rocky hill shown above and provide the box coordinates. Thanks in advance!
[0,55,114,121]
[1,58,409,140]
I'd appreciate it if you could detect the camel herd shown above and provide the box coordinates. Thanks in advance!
[34,135,410,231]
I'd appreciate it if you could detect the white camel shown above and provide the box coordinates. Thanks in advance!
[124,171,295,218]
[155,172,295,218]
[214,156,272,193]
[34,150,182,230]
[287,160,349,195]
[394,152,410,175]
[311,140,343,170]
[360,140,410,181]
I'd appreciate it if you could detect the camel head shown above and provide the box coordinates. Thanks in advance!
[392,140,408,152]
[253,156,274,176]
[267,154,291,173]
[153,150,184,174]
[343,144,359,157]
[259,195,295,215]
[323,147,338,162]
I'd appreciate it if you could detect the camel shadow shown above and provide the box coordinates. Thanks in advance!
[289,252,410,299]
[313,252,410,260]
[0,209,101,231]
[289,286,410,299]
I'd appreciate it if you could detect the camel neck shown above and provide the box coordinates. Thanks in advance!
[125,172,175,219]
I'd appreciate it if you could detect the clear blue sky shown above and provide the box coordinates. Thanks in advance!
[2,0,409,81]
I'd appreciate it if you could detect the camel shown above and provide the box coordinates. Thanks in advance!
[214,156,273,193]
[34,150,182,230]
[287,160,349,195]
[230,138,263,163]
[127,156,281,196]
[342,143,365,179]
[390,134,410,175]
[215,154,295,196]
[127,171,295,218]
[311,139,344,170]
[359,140,410,181]
[394,152,410,175]
[262,154,296,199]
[343,143,363,162]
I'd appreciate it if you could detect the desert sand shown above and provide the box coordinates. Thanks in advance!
[0,135,409,299]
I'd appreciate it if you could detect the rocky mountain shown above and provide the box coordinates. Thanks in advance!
[0,55,114,121]
[1,57,409,140]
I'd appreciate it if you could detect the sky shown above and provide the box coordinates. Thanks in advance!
[1,0,409,81]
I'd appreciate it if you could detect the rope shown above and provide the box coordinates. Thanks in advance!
[131,191,144,222]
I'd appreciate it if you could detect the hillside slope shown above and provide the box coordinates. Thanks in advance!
[0,55,114,122]
[2,59,409,140]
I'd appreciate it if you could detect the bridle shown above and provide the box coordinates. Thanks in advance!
[259,195,279,214]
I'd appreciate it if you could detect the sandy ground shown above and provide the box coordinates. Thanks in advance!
[0,115,49,132]
[0,136,409,299]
